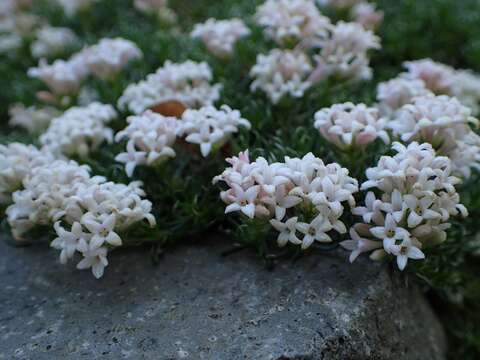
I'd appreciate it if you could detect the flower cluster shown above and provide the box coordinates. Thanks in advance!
[115,105,251,176]
[8,103,61,134]
[115,111,179,177]
[388,94,480,178]
[83,37,143,80]
[6,159,155,278]
[314,102,389,149]
[134,0,176,23]
[376,77,431,116]
[180,105,251,157]
[30,25,78,59]
[0,143,54,205]
[388,58,480,115]
[27,53,89,96]
[191,18,250,58]
[250,49,313,104]
[403,59,455,94]
[118,60,222,114]
[312,21,380,82]
[40,102,117,157]
[214,151,358,249]
[254,0,331,46]
[28,37,142,96]
[6,160,98,238]
[342,142,467,270]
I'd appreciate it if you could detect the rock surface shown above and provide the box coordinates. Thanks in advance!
[0,236,446,360]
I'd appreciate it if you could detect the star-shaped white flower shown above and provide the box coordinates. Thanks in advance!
[224,184,259,219]
[76,239,109,279]
[390,238,425,270]
[370,213,410,252]
[115,140,147,177]
[51,221,89,264]
[295,215,333,249]
[270,217,301,247]
[82,214,122,249]
[352,191,383,223]
[403,195,441,228]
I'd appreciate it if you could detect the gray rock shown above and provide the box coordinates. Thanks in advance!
[0,236,445,360]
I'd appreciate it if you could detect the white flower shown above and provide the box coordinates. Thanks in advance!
[389,94,480,177]
[118,60,222,114]
[250,49,312,104]
[191,18,250,58]
[216,151,359,249]
[403,195,441,228]
[295,215,333,249]
[314,102,389,148]
[84,37,142,80]
[51,221,88,264]
[351,191,383,223]
[6,158,156,279]
[340,227,382,263]
[255,0,331,46]
[403,59,456,94]
[376,77,431,116]
[76,240,109,279]
[390,238,425,271]
[0,143,54,204]
[30,26,78,58]
[40,102,116,157]
[346,141,467,269]
[312,21,380,82]
[6,160,98,238]
[398,59,480,116]
[370,213,410,252]
[115,110,178,175]
[180,105,251,157]
[224,183,259,219]
[351,2,383,30]
[28,56,89,95]
[450,70,480,116]
[82,214,122,249]
[389,94,477,142]
[115,141,147,177]
[270,217,301,247]
[8,103,60,134]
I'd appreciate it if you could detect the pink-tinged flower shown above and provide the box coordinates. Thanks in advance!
[340,228,382,263]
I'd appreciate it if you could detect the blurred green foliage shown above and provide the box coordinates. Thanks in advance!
[1,0,480,357]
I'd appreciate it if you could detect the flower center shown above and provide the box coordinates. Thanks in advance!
[100,227,109,237]
[308,227,316,236]
[387,229,395,238]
